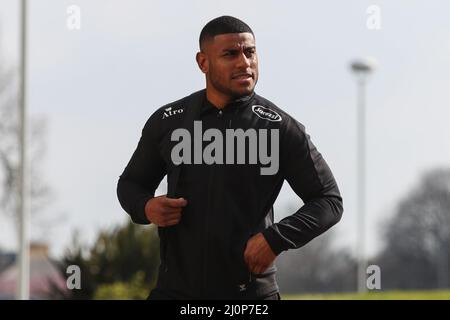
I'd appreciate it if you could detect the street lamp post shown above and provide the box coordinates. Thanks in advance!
[17,0,29,300]
[350,58,376,294]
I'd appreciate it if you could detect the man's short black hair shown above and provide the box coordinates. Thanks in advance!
[199,16,254,49]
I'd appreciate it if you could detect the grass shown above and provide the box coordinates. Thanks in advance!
[282,289,450,300]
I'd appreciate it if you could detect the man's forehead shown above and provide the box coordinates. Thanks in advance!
[212,32,255,48]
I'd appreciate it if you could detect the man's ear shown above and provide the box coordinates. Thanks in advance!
[196,51,208,74]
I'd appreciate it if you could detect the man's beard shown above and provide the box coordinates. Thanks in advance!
[209,73,255,100]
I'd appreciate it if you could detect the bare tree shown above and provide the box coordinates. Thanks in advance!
[375,168,450,290]
[0,54,54,243]
[275,204,356,294]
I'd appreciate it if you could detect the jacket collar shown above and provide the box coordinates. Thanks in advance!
[201,91,255,115]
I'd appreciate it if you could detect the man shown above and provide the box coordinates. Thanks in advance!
[117,16,343,300]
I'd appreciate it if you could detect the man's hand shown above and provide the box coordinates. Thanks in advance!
[244,232,277,274]
[144,195,187,227]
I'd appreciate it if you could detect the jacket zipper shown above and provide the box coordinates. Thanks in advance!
[228,107,240,129]
[158,227,169,275]
[228,106,255,294]
[202,164,214,296]
[202,110,223,296]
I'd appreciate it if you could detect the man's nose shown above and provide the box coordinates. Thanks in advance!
[236,51,251,68]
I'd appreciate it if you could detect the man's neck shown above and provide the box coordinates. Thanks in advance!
[206,88,231,109]
[205,87,253,110]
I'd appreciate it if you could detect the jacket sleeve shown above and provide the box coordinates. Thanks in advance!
[116,110,167,224]
[262,116,344,255]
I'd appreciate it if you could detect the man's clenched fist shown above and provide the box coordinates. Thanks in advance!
[144,195,188,227]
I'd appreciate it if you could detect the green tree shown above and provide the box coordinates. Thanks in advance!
[93,271,149,300]
[53,221,161,299]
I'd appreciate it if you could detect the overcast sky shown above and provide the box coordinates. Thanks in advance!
[0,0,449,259]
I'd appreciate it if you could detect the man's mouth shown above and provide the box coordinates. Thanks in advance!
[232,72,253,80]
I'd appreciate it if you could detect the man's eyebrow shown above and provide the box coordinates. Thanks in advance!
[222,46,256,53]
[222,48,239,53]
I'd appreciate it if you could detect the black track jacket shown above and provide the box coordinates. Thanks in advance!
[117,89,343,299]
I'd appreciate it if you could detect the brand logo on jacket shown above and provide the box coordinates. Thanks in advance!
[252,105,282,122]
[162,106,184,120]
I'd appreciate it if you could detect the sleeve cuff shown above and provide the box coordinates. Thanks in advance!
[134,194,154,225]
[262,225,288,256]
